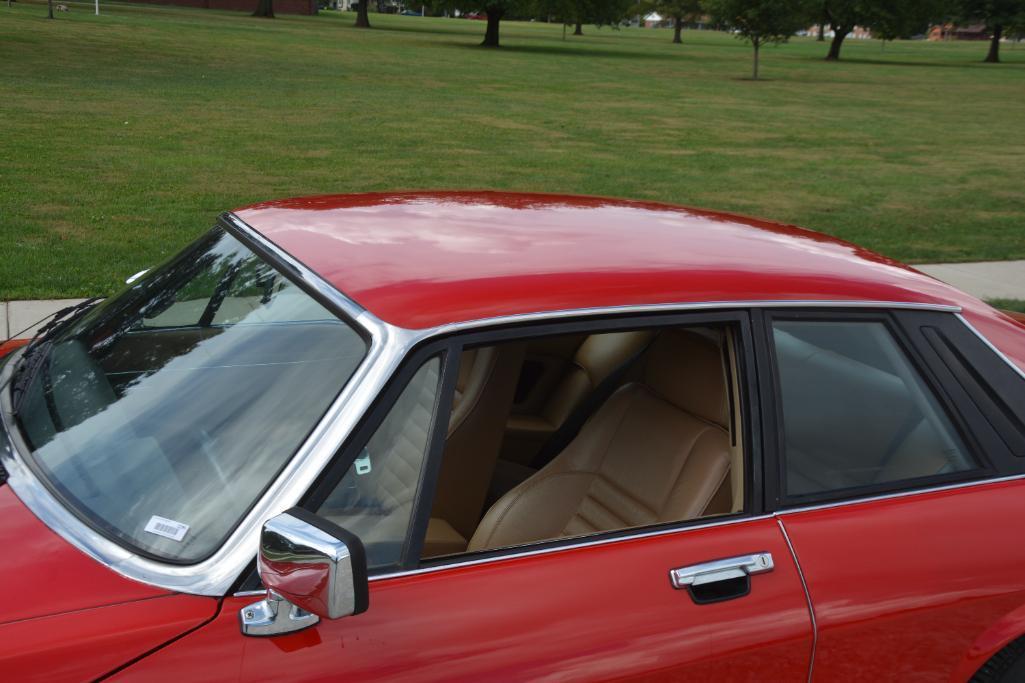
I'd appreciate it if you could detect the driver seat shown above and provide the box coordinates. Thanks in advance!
[468,329,732,552]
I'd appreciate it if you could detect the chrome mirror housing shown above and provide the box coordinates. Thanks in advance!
[240,508,368,637]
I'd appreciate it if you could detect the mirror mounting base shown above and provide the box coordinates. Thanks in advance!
[240,590,320,637]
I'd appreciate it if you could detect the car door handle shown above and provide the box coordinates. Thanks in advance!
[670,553,774,604]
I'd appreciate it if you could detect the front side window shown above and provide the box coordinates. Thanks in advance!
[317,356,442,570]
[14,226,367,563]
[772,319,975,497]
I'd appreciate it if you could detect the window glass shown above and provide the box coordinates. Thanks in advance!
[317,356,442,570]
[423,325,741,560]
[772,320,975,496]
[15,227,367,563]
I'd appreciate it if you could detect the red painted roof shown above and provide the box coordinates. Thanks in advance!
[234,191,974,330]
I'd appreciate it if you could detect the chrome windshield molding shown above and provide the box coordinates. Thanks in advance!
[955,313,1025,382]
[418,300,963,337]
[774,473,1025,517]
[370,513,773,583]
[222,212,366,324]
[0,257,418,597]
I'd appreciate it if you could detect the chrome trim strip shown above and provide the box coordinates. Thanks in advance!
[774,473,1025,517]
[777,518,816,683]
[955,313,1025,382]
[370,514,773,582]
[0,221,413,597]
[419,300,962,336]
[222,212,366,323]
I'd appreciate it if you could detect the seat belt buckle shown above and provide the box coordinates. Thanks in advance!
[354,448,372,476]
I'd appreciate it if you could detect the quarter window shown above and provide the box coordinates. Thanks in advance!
[772,320,975,497]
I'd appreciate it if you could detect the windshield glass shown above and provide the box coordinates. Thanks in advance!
[13,226,367,563]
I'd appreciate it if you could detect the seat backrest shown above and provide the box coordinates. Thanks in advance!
[469,329,731,552]
[537,330,656,430]
[433,343,526,539]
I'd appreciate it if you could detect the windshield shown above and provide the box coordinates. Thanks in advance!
[12,226,367,563]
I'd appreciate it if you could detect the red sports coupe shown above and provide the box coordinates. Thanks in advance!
[2,192,1025,681]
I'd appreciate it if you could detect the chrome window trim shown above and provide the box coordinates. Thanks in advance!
[370,513,774,582]
[955,313,1025,382]
[0,221,991,599]
[423,300,961,337]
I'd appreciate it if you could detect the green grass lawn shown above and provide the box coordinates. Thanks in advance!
[2,2,1024,299]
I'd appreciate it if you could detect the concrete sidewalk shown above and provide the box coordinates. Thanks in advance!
[915,260,1025,301]
[3,260,1023,339]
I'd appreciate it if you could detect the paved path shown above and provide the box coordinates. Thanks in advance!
[3,260,1023,339]
[915,260,1025,301]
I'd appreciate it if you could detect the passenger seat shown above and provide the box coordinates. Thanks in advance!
[469,329,732,552]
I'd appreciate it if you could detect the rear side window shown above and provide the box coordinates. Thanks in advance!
[772,320,975,497]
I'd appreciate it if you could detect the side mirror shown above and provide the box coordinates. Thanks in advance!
[240,508,368,637]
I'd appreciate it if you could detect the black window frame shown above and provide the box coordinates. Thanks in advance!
[299,308,764,578]
[756,308,1000,510]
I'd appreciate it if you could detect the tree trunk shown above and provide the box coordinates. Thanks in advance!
[252,0,273,17]
[817,22,824,41]
[673,15,682,43]
[573,21,582,35]
[826,25,848,60]
[985,24,1002,63]
[481,9,501,47]
[355,0,370,27]
[752,40,760,79]
[47,0,53,18]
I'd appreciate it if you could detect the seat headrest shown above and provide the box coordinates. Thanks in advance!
[643,329,728,427]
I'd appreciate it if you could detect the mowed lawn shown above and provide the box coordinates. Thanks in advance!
[1,2,1024,299]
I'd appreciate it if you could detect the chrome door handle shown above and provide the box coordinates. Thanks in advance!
[670,552,774,589]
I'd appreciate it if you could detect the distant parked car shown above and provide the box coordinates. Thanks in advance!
[400,8,422,14]
[463,12,485,19]
[3,192,1025,681]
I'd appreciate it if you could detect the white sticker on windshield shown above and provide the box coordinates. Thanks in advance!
[145,515,190,542]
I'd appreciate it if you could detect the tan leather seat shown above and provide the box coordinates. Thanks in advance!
[469,329,732,552]
[425,343,525,554]
[502,330,656,466]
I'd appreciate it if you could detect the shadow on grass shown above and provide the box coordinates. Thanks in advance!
[429,39,688,61]
[809,56,1025,69]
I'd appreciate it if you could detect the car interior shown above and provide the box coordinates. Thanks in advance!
[421,324,745,560]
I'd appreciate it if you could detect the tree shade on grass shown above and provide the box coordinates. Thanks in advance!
[1,4,1024,299]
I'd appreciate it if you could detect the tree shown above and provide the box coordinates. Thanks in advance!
[655,0,704,42]
[356,0,371,27]
[820,0,945,60]
[252,0,274,17]
[47,0,53,18]
[706,0,813,78]
[957,0,1025,62]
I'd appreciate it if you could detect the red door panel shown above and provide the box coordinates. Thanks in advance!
[114,518,813,681]
[779,479,1025,681]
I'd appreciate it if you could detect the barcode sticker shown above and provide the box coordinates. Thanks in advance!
[144,515,190,542]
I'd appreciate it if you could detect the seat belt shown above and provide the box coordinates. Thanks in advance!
[529,335,657,470]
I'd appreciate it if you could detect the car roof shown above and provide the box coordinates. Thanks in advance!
[233,191,974,330]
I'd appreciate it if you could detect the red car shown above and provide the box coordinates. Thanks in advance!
[2,192,1025,682]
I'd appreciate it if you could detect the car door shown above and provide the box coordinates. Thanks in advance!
[112,318,815,682]
[758,309,1025,681]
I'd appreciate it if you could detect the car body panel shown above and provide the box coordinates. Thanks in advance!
[0,593,217,682]
[779,478,1025,680]
[112,518,813,681]
[233,192,964,325]
[0,485,171,625]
